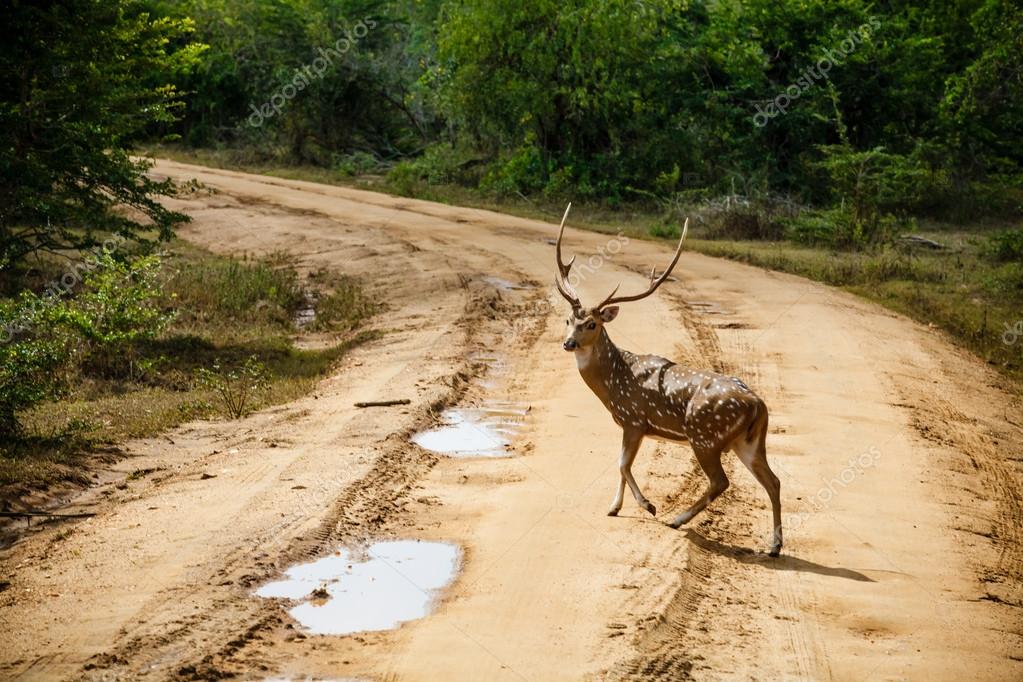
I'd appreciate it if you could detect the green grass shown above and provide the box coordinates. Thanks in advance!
[0,241,378,491]
[144,145,1023,388]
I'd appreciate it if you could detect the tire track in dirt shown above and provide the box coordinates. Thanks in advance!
[85,278,550,680]
[605,293,781,681]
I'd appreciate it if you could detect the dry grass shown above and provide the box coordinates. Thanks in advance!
[1,241,378,491]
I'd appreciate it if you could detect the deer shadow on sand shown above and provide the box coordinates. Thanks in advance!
[681,528,875,582]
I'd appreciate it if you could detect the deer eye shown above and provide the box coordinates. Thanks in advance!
[586,321,597,330]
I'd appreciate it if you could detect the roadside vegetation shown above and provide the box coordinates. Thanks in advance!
[0,243,376,492]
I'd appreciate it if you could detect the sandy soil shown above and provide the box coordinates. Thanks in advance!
[1,159,1021,681]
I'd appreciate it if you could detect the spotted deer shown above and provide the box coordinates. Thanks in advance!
[554,206,783,556]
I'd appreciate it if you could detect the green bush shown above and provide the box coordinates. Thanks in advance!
[195,355,271,419]
[984,229,1023,263]
[814,145,928,247]
[786,208,909,249]
[54,254,171,376]
[787,212,839,246]
[479,147,548,197]
[0,254,170,437]
[386,143,483,194]
[0,327,74,437]
[333,152,382,177]
[649,223,682,239]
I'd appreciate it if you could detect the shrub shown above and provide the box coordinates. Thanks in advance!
[386,143,483,194]
[649,223,682,239]
[786,212,839,246]
[666,193,795,242]
[56,254,171,376]
[0,253,170,436]
[195,355,271,419]
[0,327,74,438]
[814,145,928,247]
[333,151,382,177]
[984,229,1023,263]
[479,146,548,196]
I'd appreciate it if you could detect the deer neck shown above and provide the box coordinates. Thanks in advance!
[575,329,625,405]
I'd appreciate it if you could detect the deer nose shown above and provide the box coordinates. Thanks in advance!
[563,339,578,351]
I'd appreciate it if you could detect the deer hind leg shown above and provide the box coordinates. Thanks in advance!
[612,428,655,517]
[669,447,728,529]
[733,428,783,557]
[607,473,627,517]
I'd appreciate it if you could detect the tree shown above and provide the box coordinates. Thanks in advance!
[0,0,204,267]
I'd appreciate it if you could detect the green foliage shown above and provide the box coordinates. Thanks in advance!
[55,254,171,375]
[194,355,271,419]
[153,0,441,162]
[985,229,1023,263]
[310,277,378,332]
[334,151,384,177]
[0,327,73,438]
[648,223,682,240]
[387,142,482,194]
[0,253,171,438]
[0,0,203,266]
[812,145,929,247]
[133,0,1023,224]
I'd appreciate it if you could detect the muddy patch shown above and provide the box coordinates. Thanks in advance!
[256,540,459,636]
[688,300,733,316]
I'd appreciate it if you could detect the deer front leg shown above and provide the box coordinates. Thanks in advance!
[612,428,655,517]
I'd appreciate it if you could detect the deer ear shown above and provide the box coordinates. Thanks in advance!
[600,306,619,322]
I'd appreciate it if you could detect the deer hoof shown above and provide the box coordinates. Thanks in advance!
[768,545,782,558]
[642,501,657,516]
[607,508,620,517]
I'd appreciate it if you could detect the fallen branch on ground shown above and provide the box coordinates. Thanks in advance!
[0,511,96,518]
[354,399,411,408]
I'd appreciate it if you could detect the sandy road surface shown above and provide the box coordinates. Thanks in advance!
[1,160,1021,681]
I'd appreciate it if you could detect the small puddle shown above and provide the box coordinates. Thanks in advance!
[294,291,318,328]
[256,540,459,636]
[482,275,528,291]
[412,401,528,457]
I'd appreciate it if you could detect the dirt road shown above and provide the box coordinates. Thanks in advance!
[2,160,1021,681]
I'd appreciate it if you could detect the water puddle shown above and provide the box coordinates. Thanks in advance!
[482,275,528,291]
[294,291,318,328]
[411,401,528,457]
[256,540,459,636]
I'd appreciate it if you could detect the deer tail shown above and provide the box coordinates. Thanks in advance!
[746,399,767,444]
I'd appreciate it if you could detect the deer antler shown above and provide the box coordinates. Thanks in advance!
[594,217,688,310]
[553,203,582,312]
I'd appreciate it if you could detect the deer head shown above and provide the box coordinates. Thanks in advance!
[554,204,689,352]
